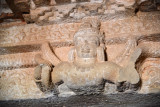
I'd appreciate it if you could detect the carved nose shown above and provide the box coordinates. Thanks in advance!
[82,45,90,53]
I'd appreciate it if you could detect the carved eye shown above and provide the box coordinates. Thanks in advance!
[87,37,99,45]
[88,40,96,44]
[76,37,85,45]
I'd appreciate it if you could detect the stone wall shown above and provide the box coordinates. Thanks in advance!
[0,2,160,100]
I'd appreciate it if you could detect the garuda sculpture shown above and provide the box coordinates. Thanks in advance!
[34,18,142,95]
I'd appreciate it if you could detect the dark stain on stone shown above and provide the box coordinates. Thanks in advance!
[0,93,160,107]
[0,44,41,55]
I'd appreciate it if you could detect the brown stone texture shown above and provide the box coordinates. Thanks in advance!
[14,0,30,12]
[1,12,160,46]
[0,23,80,45]
[0,52,40,70]
[0,11,160,100]
[24,1,134,23]
[114,0,136,7]
[139,58,160,94]
[2,0,160,24]
[54,46,73,61]
[0,68,50,100]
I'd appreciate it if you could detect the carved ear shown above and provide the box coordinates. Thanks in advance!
[97,46,105,62]
[68,48,76,62]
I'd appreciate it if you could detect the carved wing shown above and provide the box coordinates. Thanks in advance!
[111,37,139,67]
[41,42,61,66]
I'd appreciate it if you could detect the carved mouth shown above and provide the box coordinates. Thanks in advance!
[81,48,90,53]
[81,50,90,53]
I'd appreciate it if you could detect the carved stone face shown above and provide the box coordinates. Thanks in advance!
[74,35,99,58]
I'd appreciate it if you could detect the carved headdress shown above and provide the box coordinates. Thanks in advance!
[74,18,104,44]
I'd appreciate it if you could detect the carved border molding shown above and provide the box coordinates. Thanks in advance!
[0,12,160,47]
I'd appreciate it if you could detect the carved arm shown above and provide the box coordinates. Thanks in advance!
[117,48,142,91]
[103,48,141,92]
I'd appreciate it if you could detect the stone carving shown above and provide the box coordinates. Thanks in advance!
[34,18,142,95]
[0,0,160,100]
[3,0,133,23]
[138,0,160,12]
[136,39,160,93]
[2,0,160,24]
[0,23,80,45]
[0,52,39,70]
[28,0,159,23]
[1,12,160,46]
[0,68,46,100]
[139,58,160,93]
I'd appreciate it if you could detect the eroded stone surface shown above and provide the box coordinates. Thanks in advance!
[33,19,141,97]
[139,58,160,94]
[0,0,160,100]
[0,68,49,100]
[0,12,160,46]
[1,94,160,106]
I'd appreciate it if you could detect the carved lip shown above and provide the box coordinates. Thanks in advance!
[81,49,90,53]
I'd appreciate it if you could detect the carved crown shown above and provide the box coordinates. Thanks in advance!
[74,18,104,43]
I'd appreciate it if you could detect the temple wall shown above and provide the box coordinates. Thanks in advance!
[139,58,160,94]
[0,12,160,62]
[1,12,160,46]
[0,11,160,100]
[0,68,49,100]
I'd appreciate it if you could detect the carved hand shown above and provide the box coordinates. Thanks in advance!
[34,54,54,92]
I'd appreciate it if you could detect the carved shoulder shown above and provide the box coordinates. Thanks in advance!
[97,61,121,83]
[53,62,71,72]
[96,61,121,72]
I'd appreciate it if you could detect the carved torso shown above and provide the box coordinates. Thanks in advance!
[52,61,121,95]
